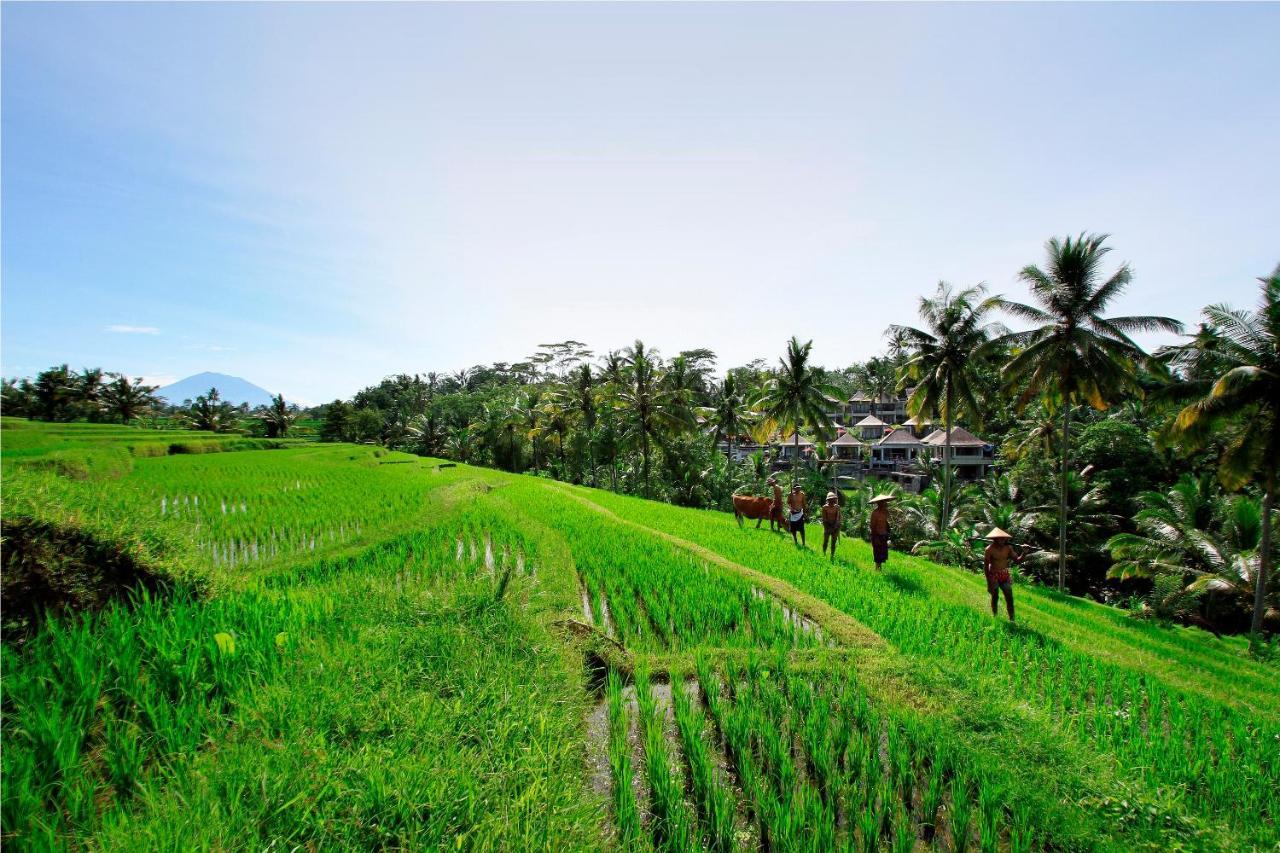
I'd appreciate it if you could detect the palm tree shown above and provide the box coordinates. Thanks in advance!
[890,281,1003,527]
[1106,473,1220,581]
[755,337,841,487]
[1166,264,1279,636]
[186,387,237,432]
[1108,477,1276,627]
[998,233,1182,591]
[570,364,598,487]
[77,367,106,417]
[259,393,298,438]
[101,374,159,423]
[599,351,627,492]
[619,341,692,498]
[702,374,753,465]
[1019,473,1117,586]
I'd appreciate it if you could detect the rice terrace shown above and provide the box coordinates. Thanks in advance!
[2,413,1276,850]
[3,2,1280,851]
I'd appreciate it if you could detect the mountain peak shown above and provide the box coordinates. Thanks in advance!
[156,373,280,408]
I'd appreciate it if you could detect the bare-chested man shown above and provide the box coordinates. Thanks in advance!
[983,527,1023,621]
[820,491,841,561]
[868,494,893,570]
[788,484,808,545]
[768,476,783,533]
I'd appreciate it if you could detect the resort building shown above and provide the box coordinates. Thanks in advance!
[852,415,890,441]
[920,426,995,481]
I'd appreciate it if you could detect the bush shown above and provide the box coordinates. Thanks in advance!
[127,442,171,458]
[28,447,133,480]
[169,440,226,455]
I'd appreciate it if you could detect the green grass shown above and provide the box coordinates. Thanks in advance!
[2,420,1277,850]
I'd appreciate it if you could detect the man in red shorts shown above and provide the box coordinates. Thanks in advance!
[983,527,1023,621]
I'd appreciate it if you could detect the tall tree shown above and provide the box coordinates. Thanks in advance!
[101,374,159,423]
[755,337,841,486]
[33,364,79,422]
[620,340,692,498]
[599,351,627,492]
[259,393,298,438]
[1167,264,1280,637]
[186,388,237,432]
[571,364,598,487]
[889,281,1003,527]
[702,373,753,465]
[998,234,1181,591]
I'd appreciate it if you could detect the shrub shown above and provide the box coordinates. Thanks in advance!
[127,442,170,458]
[28,447,133,480]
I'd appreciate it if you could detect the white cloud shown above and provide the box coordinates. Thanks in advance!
[106,324,159,335]
[141,374,177,388]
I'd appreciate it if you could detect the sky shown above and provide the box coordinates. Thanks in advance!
[3,2,1278,405]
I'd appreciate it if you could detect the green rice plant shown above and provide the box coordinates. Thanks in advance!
[670,675,736,853]
[608,669,644,848]
[634,666,697,852]
[949,772,974,853]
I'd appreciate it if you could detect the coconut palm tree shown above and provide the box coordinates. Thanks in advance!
[259,393,298,438]
[997,233,1182,591]
[101,374,159,423]
[890,281,1004,527]
[186,388,237,432]
[1105,473,1220,581]
[599,351,628,492]
[1166,264,1279,636]
[702,374,753,465]
[755,337,841,487]
[619,341,693,498]
[570,364,598,487]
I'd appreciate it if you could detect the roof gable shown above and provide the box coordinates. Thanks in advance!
[877,428,922,446]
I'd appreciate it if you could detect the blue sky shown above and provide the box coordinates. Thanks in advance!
[3,2,1278,404]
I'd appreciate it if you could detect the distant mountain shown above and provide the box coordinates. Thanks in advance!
[156,372,278,408]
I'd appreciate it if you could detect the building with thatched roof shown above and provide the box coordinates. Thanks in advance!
[920,426,994,480]
[852,414,889,441]
[829,430,866,461]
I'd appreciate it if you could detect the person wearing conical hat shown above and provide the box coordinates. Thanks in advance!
[820,491,842,561]
[983,527,1023,621]
[868,493,894,570]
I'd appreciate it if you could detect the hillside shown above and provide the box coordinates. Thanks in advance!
[155,372,278,408]
[1,420,1276,850]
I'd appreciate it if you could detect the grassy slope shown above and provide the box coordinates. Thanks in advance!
[4,422,1277,850]
[2,426,607,849]
[548,481,1279,848]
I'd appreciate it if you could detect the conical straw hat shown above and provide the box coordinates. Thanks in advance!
[985,527,1013,540]
[869,494,895,504]
[826,492,837,500]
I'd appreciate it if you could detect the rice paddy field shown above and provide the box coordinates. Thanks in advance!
[2,419,1277,851]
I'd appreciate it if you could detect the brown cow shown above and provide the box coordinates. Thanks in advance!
[733,494,781,530]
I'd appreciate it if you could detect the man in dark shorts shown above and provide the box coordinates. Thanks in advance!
[820,491,841,561]
[868,494,893,569]
[983,527,1023,621]
[788,483,808,546]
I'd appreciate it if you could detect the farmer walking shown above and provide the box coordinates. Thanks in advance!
[788,483,808,546]
[768,476,784,533]
[983,527,1022,621]
[868,494,893,570]
[820,491,841,561]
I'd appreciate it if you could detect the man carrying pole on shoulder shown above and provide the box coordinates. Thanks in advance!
[983,527,1023,621]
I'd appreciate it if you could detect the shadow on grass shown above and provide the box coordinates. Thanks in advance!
[882,569,925,597]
